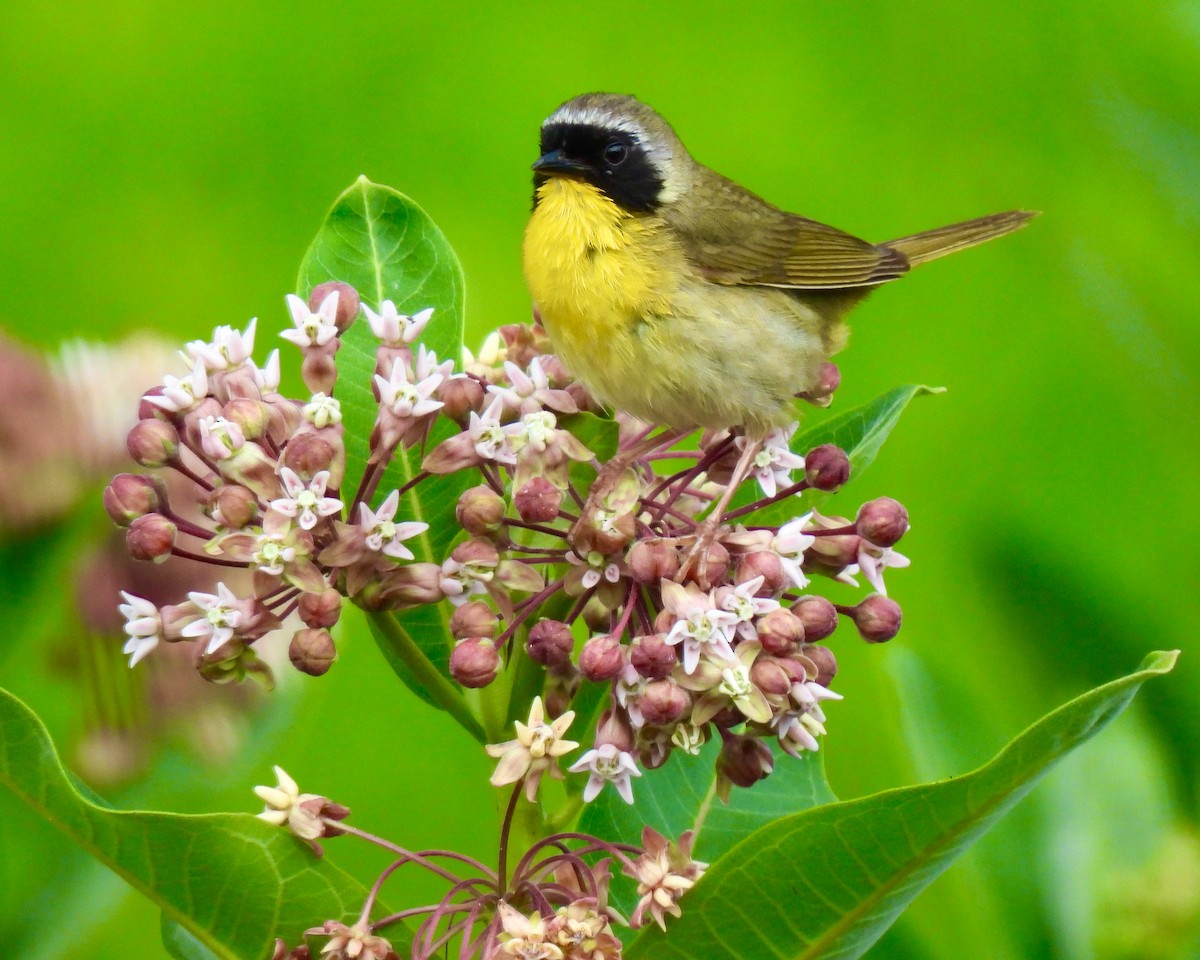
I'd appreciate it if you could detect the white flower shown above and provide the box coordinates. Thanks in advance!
[486,697,579,801]
[362,301,433,345]
[270,468,342,530]
[569,743,642,804]
[772,513,817,589]
[466,398,517,465]
[280,291,339,349]
[414,343,453,381]
[660,580,737,674]
[374,357,444,418]
[774,681,843,757]
[253,765,324,840]
[303,392,342,428]
[118,591,161,667]
[670,724,705,756]
[462,330,504,375]
[183,317,257,372]
[716,576,780,640]
[147,360,209,413]
[741,423,806,498]
[357,490,428,560]
[254,349,281,393]
[856,543,911,596]
[566,549,621,590]
[196,415,245,461]
[512,410,557,453]
[180,582,243,654]
[615,663,647,728]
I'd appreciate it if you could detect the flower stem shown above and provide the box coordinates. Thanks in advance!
[497,780,524,894]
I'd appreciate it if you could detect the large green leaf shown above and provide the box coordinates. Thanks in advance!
[296,177,472,717]
[626,650,1179,960]
[0,686,379,960]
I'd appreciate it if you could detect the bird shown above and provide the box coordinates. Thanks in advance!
[522,92,1034,578]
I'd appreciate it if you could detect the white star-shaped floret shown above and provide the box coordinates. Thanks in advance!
[304,392,342,428]
[184,317,257,372]
[254,349,281,393]
[772,513,817,589]
[197,415,246,461]
[717,576,780,640]
[374,357,444,418]
[253,765,325,840]
[270,468,342,530]
[362,301,433,345]
[180,582,244,654]
[118,591,162,667]
[661,580,738,674]
[414,343,454,381]
[147,360,209,413]
[569,743,642,804]
[856,543,910,596]
[281,291,339,349]
[357,490,429,560]
[741,423,806,498]
[466,398,517,465]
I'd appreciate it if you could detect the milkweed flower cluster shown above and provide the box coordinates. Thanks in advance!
[106,281,910,801]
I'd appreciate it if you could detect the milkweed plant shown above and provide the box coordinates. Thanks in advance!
[0,178,1176,960]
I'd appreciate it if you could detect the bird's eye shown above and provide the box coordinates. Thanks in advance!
[603,140,628,166]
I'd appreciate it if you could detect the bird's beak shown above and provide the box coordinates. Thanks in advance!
[532,150,589,176]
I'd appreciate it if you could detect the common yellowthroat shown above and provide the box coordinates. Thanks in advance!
[522,92,1034,437]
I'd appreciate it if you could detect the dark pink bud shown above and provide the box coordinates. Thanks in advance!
[439,375,485,423]
[803,644,838,686]
[288,627,337,676]
[681,539,729,587]
[308,281,360,333]
[627,539,679,584]
[640,679,690,726]
[103,474,165,526]
[526,619,575,666]
[451,537,500,568]
[792,595,839,642]
[578,634,624,681]
[756,608,805,656]
[856,497,909,547]
[449,637,499,688]
[456,486,506,537]
[804,444,851,491]
[853,595,902,643]
[209,483,259,529]
[750,657,793,697]
[514,476,563,523]
[126,419,180,467]
[734,551,786,595]
[298,588,343,629]
[125,513,176,562]
[629,632,677,680]
[595,709,635,752]
[717,734,775,791]
[139,386,172,421]
[450,601,499,640]
[280,432,336,479]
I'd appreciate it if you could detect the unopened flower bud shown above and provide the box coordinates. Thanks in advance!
[456,486,505,537]
[856,497,909,547]
[750,657,793,697]
[717,734,774,796]
[104,474,165,526]
[126,419,180,467]
[298,588,343,629]
[440,375,486,423]
[734,551,786,595]
[803,644,838,686]
[126,513,176,562]
[756,608,805,656]
[804,444,851,491]
[449,601,498,640]
[526,619,574,666]
[514,476,562,523]
[452,537,500,569]
[376,563,443,608]
[628,539,679,584]
[582,594,617,632]
[806,528,861,574]
[853,595,902,643]
[630,632,677,680]
[223,398,267,439]
[209,483,259,529]
[308,281,360,333]
[449,637,499,688]
[579,634,624,681]
[280,432,337,479]
[288,628,337,676]
[681,539,729,586]
[595,709,635,753]
[792,595,839,642]
[640,679,690,726]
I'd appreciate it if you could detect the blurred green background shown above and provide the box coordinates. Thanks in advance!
[1,1,1197,957]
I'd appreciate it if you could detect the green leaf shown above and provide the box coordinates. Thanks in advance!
[626,650,1179,960]
[0,686,381,960]
[162,915,222,960]
[297,177,472,718]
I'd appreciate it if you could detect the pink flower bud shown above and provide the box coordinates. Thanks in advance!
[209,483,259,529]
[452,537,500,568]
[803,644,838,686]
[450,601,499,640]
[526,619,575,666]
[308,281,360,333]
[280,432,337,479]
[629,632,677,680]
[298,588,343,629]
[806,528,861,575]
[126,513,176,562]
[681,539,729,587]
[804,444,851,491]
[756,608,805,656]
[103,474,165,526]
[853,595,902,643]
[288,627,337,676]
[455,486,506,537]
[640,679,690,726]
[126,419,180,467]
[595,709,635,752]
[750,657,793,697]
[792,595,839,642]
[734,551,786,595]
[223,398,268,439]
[717,734,774,793]
[439,375,485,423]
[628,540,679,584]
[376,563,444,608]
[139,386,170,421]
[449,637,499,688]
[514,476,562,523]
[579,634,624,681]
[856,497,909,547]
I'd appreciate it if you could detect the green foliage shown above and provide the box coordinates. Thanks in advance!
[626,650,1178,960]
[0,686,381,960]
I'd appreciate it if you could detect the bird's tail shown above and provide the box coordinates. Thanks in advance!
[884,210,1038,267]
